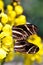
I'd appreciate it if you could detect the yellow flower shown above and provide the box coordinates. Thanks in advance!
[13,2,17,6]
[8,10,16,26]
[1,13,8,24]
[7,5,13,11]
[0,48,7,60]
[2,45,9,52]
[2,24,12,36]
[10,11,16,18]
[0,32,6,39]
[27,34,40,42]
[2,36,13,46]
[27,34,42,48]
[7,5,13,16]
[15,15,26,26]
[2,42,14,52]
[15,5,23,15]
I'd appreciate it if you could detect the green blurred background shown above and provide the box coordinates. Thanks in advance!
[20,0,43,38]
[4,0,43,38]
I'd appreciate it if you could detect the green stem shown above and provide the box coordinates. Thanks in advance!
[0,59,5,65]
[0,61,5,65]
[0,62,4,65]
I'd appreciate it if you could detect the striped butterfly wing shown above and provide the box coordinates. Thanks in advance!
[14,40,39,54]
[12,24,38,41]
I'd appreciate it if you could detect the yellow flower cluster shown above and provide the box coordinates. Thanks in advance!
[7,2,26,26]
[0,13,14,62]
[0,0,26,62]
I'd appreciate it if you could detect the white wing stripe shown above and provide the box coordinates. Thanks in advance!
[15,44,27,48]
[12,30,23,35]
[25,25,33,34]
[27,46,35,54]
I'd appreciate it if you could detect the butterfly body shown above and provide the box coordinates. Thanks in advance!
[12,24,39,54]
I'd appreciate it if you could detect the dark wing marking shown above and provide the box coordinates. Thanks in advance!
[12,27,28,40]
[14,40,39,54]
[27,24,38,34]
[12,24,38,41]
[16,24,38,34]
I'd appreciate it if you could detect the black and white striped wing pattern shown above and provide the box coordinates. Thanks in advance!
[12,24,38,41]
[12,24,39,54]
[14,40,39,54]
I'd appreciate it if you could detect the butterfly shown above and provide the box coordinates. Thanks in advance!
[12,24,39,54]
